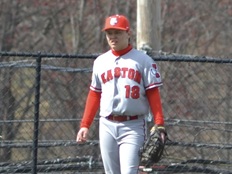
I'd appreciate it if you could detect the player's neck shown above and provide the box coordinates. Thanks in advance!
[111,44,132,56]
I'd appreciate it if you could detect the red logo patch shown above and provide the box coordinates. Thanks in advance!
[151,63,160,78]
[152,64,157,69]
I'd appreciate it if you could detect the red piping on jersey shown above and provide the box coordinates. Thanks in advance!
[90,85,102,92]
[146,87,165,126]
[145,82,163,89]
[111,44,132,56]
[80,90,101,128]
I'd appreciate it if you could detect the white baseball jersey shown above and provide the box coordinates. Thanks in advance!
[90,48,162,117]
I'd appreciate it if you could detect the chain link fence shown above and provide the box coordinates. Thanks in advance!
[0,51,232,174]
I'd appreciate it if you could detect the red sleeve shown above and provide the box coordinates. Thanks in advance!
[80,90,101,128]
[146,87,165,126]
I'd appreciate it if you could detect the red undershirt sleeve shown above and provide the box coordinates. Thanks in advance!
[146,87,165,126]
[80,90,101,128]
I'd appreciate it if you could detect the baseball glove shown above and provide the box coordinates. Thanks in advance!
[140,125,167,167]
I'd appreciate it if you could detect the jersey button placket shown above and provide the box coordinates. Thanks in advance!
[115,56,120,65]
[112,57,119,113]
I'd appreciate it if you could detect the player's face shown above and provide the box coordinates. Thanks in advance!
[105,29,130,51]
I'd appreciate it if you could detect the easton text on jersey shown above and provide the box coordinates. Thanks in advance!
[101,67,141,84]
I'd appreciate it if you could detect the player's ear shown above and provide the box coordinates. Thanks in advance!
[127,30,131,42]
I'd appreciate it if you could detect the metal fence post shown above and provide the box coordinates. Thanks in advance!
[32,52,42,174]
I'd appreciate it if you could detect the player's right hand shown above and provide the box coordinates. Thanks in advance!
[76,127,89,142]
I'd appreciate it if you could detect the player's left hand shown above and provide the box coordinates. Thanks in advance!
[76,127,89,142]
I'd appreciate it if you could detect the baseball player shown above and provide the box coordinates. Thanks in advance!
[76,14,165,174]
